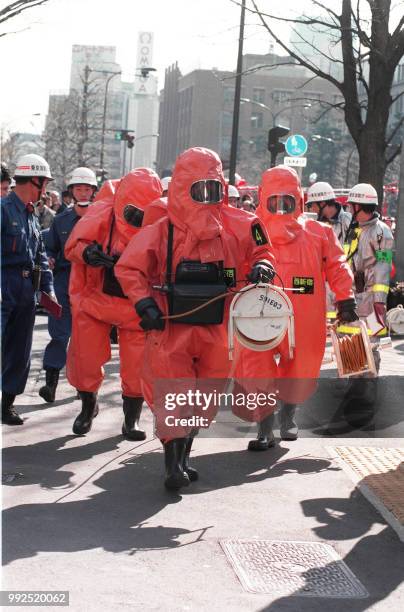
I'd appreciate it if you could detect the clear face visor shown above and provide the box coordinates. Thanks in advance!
[267,194,296,215]
[123,204,144,228]
[190,180,223,204]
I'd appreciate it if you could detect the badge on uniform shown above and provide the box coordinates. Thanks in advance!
[292,276,315,294]
[223,267,236,287]
[251,223,268,246]
[375,249,393,264]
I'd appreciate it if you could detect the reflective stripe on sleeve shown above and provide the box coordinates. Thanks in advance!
[372,284,389,294]
[327,311,337,319]
[336,325,372,335]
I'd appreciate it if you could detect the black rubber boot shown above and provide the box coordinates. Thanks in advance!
[38,368,60,403]
[72,391,99,435]
[2,393,23,426]
[164,439,190,490]
[183,437,198,481]
[248,413,276,451]
[122,396,146,440]
[280,403,298,440]
[342,377,378,428]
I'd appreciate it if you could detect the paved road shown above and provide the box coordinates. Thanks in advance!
[2,317,404,611]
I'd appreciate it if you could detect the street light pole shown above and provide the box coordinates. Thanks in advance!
[229,0,246,186]
[126,133,159,171]
[99,71,122,170]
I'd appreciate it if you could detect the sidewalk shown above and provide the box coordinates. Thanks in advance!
[2,318,404,611]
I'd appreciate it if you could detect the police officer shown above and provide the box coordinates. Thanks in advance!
[1,154,55,425]
[39,167,97,403]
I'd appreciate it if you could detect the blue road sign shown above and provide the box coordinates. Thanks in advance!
[285,134,308,157]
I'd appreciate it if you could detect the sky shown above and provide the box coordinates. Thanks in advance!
[0,0,296,135]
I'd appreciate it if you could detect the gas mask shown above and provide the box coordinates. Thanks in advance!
[123,204,145,228]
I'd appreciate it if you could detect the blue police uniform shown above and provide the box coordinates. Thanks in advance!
[42,207,79,370]
[1,191,54,395]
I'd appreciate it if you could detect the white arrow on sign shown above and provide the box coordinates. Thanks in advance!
[284,156,307,167]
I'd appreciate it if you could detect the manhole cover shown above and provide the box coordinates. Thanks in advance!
[220,540,368,598]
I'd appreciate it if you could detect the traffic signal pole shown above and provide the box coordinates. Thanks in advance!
[229,0,246,186]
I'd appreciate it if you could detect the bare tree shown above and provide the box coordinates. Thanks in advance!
[0,0,51,37]
[247,0,404,201]
[44,72,103,188]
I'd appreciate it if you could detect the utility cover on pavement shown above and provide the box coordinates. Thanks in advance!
[220,540,368,598]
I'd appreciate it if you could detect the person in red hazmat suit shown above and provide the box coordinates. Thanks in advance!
[65,168,163,438]
[238,165,357,450]
[115,147,275,491]
[93,178,120,203]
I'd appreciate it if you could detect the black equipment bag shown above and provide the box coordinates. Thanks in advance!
[166,222,227,325]
[102,215,128,299]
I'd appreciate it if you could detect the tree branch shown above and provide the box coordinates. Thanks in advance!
[229,0,341,30]
[386,114,404,145]
[0,0,50,27]
[250,0,343,91]
[386,142,402,164]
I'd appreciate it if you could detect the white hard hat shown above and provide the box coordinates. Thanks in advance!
[228,284,295,360]
[67,167,97,187]
[14,154,53,180]
[306,181,335,204]
[161,176,171,191]
[348,183,378,206]
[228,184,240,198]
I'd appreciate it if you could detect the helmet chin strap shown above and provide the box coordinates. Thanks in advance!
[317,202,329,221]
[30,177,46,204]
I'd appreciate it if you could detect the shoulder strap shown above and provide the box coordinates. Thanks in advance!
[166,221,174,285]
[105,212,115,255]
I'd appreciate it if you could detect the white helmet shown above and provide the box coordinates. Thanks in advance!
[67,167,97,188]
[161,176,171,191]
[14,154,53,180]
[306,181,335,204]
[348,183,378,206]
[228,184,240,198]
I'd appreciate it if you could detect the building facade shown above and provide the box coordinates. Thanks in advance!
[44,39,158,189]
[155,51,343,180]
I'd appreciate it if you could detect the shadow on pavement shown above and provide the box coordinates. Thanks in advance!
[2,446,337,565]
[260,490,404,612]
[2,434,125,489]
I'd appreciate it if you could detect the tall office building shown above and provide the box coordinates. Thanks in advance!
[44,38,159,188]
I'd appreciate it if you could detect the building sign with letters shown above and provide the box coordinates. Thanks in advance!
[134,32,157,95]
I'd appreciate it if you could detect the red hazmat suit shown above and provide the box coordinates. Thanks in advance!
[237,166,354,402]
[115,148,274,438]
[94,178,120,203]
[65,168,163,397]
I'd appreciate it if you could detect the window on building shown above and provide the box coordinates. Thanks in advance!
[253,88,265,103]
[220,136,231,156]
[224,87,235,105]
[251,112,263,129]
[221,111,233,129]
[271,90,293,104]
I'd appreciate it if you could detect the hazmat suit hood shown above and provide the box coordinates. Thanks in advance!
[168,147,224,241]
[142,196,167,227]
[113,168,162,242]
[257,165,304,244]
[94,179,120,203]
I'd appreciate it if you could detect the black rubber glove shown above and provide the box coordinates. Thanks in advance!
[82,243,115,268]
[336,298,359,323]
[248,261,275,284]
[135,297,165,331]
